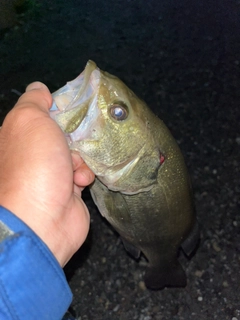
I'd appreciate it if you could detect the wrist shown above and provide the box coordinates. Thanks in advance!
[0,194,90,267]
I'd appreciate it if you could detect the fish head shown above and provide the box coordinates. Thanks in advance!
[50,61,161,194]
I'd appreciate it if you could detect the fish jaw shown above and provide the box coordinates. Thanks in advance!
[52,60,99,112]
[50,60,103,144]
[49,61,121,176]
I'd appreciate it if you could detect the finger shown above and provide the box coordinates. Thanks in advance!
[73,183,83,196]
[26,81,49,92]
[73,163,95,187]
[15,81,53,113]
[71,152,95,186]
[71,152,85,171]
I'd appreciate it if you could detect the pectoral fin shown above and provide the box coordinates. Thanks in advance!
[121,237,141,259]
[181,219,200,256]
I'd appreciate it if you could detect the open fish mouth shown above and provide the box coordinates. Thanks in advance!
[51,60,99,112]
[50,60,101,134]
[50,60,101,139]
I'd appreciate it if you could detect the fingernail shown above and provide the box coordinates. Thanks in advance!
[26,82,47,92]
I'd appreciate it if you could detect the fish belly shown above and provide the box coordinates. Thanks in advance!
[90,177,196,290]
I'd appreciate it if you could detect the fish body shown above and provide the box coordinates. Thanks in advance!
[50,61,199,290]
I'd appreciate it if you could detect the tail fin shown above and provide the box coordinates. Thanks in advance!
[144,260,187,290]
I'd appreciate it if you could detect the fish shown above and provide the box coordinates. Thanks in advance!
[50,60,199,290]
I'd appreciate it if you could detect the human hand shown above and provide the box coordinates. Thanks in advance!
[0,82,95,267]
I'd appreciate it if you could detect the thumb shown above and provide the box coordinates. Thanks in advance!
[15,81,53,113]
[26,81,49,92]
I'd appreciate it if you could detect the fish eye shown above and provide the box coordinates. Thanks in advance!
[109,102,128,121]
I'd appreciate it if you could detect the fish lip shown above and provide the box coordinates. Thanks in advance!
[50,61,101,141]
[51,60,99,113]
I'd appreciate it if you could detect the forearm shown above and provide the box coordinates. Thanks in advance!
[0,206,72,320]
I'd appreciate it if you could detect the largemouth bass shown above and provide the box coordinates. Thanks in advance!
[50,61,199,290]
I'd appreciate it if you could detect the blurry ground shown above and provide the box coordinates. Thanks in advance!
[0,0,239,319]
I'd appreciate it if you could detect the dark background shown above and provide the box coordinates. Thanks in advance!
[0,0,239,319]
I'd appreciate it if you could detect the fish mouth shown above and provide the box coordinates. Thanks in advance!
[50,60,101,137]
